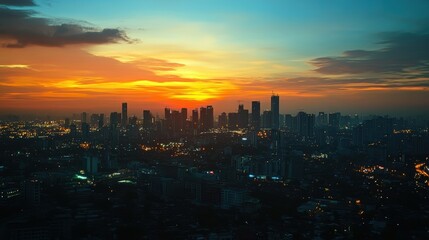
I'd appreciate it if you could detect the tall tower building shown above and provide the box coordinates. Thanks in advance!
[329,112,341,129]
[181,108,187,132]
[262,110,272,129]
[238,104,248,128]
[199,107,207,131]
[206,105,214,129]
[65,118,70,128]
[143,110,152,130]
[271,94,279,130]
[81,112,87,123]
[98,114,104,129]
[121,102,128,127]
[228,112,238,130]
[251,101,261,130]
[110,112,119,128]
[164,108,172,134]
[192,109,199,133]
[199,106,214,131]
[218,112,227,128]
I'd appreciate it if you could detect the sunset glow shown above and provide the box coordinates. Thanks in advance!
[1,0,428,116]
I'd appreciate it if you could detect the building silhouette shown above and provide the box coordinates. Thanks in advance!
[251,101,261,130]
[143,110,152,130]
[192,109,199,134]
[121,102,128,127]
[238,104,249,129]
[271,94,279,130]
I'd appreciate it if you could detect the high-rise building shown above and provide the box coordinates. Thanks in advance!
[110,112,119,128]
[64,118,70,128]
[181,108,187,132]
[81,122,90,138]
[228,112,238,130]
[317,112,328,126]
[81,112,87,123]
[109,112,120,145]
[271,94,279,130]
[329,112,341,129]
[284,114,294,130]
[98,114,104,129]
[70,123,77,137]
[122,102,128,127]
[172,110,181,134]
[199,105,214,131]
[262,110,272,129]
[84,155,99,175]
[279,114,285,128]
[129,116,137,125]
[199,107,207,131]
[251,101,261,130]
[143,110,152,130]
[207,105,214,129]
[218,112,227,128]
[297,112,315,138]
[164,108,172,134]
[192,109,199,132]
[238,104,249,128]
[90,114,99,127]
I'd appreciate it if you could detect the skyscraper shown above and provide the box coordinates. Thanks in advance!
[110,112,119,128]
[218,112,227,128]
[228,112,238,130]
[121,102,128,127]
[207,105,214,129]
[98,114,104,129]
[262,110,272,129]
[297,112,315,138]
[181,108,187,132]
[165,108,172,134]
[192,109,199,133]
[238,104,249,128]
[251,101,261,130]
[90,114,100,128]
[198,105,214,131]
[172,110,181,134]
[329,112,341,129]
[317,112,328,126]
[143,110,152,130]
[64,118,70,128]
[199,107,207,131]
[271,94,279,130]
[81,112,87,123]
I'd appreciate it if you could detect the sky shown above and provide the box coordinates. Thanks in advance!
[0,0,429,117]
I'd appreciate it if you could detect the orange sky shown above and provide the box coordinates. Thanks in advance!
[1,44,428,117]
[1,1,429,117]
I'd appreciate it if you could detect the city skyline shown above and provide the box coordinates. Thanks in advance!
[1,2,429,238]
[1,0,429,117]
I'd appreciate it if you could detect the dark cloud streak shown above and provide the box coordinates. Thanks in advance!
[0,6,130,48]
[0,0,35,6]
[311,31,429,75]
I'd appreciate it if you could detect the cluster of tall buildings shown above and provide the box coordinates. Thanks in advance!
[65,94,286,138]
[218,94,279,131]
[137,94,281,135]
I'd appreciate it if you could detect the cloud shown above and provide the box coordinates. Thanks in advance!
[310,31,429,75]
[0,6,130,48]
[0,0,35,6]
[132,58,186,71]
